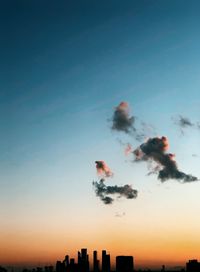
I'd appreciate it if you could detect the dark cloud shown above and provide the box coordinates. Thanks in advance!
[111,102,155,142]
[93,179,138,205]
[133,136,198,183]
[112,102,136,134]
[95,161,113,178]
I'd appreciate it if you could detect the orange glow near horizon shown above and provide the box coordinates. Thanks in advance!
[1,226,200,268]
[2,179,200,269]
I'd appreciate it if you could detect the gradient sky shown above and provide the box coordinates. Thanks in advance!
[1,0,200,269]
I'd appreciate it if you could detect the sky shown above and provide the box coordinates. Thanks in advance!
[1,0,200,269]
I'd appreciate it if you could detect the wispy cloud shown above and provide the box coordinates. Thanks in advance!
[172,115,200,135]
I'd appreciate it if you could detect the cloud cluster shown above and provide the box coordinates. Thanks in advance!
[92,102,199,206]
[93,178,138,205]
[93,161,138,205]
[133,136,198,183]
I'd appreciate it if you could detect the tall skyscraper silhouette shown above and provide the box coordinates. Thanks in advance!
[64,255,69,267]
[93,250,99,272]
[81,249,87,261]
[102,250,110,272]
[79,248,89,272]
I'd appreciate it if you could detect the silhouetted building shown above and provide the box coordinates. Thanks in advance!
[116,256,134,272]
[0,267,7,272]
[64,255,69,267]
[102,250,110,272]
[81,249,86,260]
[78,251,81,266]
[68,258,78,272]
[44,266,53,272]
[186,260,200,272]
[161,265,165,271]
[79,248,89,272]
[93,250,99,272]
[87,254,89,271]
[56,261,64,272]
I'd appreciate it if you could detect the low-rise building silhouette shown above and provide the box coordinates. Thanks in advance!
[116,256,134,272]
[186,259,200,272]
[0,267,7,272]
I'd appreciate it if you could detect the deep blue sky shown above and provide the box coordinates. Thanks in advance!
[1,0,200,167]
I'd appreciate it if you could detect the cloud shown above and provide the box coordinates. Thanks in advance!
[172,115,200,135]
[93,179,138,205]
[124,143,133,156]
[140,121,157,138]
[115,212,126,217]
[95,161,113,178]
[111,102,155,141]
[112,102,136,134]
[177,116,194,128]
[133,136,198,183]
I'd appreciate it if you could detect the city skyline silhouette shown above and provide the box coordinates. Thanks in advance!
[1,247,200,272]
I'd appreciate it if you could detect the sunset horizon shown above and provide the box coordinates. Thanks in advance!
[1,245,199,270]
